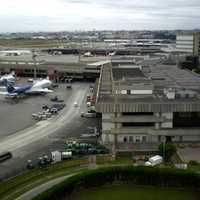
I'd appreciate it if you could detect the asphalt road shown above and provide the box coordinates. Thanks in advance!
[0,82,100,180]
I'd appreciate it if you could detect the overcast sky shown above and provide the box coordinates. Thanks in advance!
[0,0,200,32]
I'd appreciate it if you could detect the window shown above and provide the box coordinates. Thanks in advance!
[127,90,131,95]
[129,136,133,142]
[142,136,147,143]
[122,112,153,116]
[122,122,154,127]
[135,136,141,143]
[123,137,127,143]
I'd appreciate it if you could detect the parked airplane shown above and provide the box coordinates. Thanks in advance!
[108,51,116,56]
[83,52,93,57]
[0,50,31,56]
[0,72,16,84]
[1,78,53,98]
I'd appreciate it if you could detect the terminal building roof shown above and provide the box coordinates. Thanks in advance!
[112,68,145,81]
[96,63,200,113]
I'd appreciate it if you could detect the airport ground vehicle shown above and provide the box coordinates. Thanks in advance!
[81,112,96,118]
[51,151,62,164]
[50,96,64,102]
[61,151,72,159]
[66,84,72,89]
[145,155,163,166]
[0,151,12,163]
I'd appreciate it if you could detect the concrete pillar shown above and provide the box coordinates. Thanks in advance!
[155,123,160,130]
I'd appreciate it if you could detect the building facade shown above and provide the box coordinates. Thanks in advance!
[176,32,200,56]
[96,63,200,151]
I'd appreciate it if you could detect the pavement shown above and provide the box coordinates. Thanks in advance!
[16,164,128,200]
[16,174,75,200]
[0,82,100,180]
[177,147,200,162]
[0,83,87,154]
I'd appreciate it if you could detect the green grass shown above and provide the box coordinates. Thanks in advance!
[69,185,199,200]
[0,158,88,200]
[0,39,66,48]
[188,163,200,171]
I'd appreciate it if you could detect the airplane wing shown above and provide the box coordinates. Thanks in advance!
[0,91,7,95]
[0,91,18,98]
[26,88,53,94]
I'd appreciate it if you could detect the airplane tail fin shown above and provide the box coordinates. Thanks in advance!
[10,71,15,76]
[3,80,15,93]
[7,84,15,93]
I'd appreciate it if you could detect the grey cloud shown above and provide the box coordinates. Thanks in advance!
[1,0,200,32]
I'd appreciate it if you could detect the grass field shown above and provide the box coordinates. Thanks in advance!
[69,185,199,200]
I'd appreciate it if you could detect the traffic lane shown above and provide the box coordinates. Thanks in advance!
[0,116,100,180]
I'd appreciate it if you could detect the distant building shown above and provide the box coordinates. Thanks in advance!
[176,32,200,56]
[95,63,200,152]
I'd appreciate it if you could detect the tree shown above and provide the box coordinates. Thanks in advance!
[158,143,177,162]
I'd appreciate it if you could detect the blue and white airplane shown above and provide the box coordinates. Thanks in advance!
[0,71,16,84]
[1,79,53,98]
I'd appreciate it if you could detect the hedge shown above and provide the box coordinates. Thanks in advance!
[33,166,200,200]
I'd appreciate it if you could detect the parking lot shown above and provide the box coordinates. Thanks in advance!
[0,80,101,180]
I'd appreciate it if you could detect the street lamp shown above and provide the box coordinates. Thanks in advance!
[112,78,121,159]
[163,137,166,162]
[32,50,37,79]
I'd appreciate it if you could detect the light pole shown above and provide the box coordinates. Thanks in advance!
[112,78,121,159]
[32,50,37,79]
[163,137,166,162]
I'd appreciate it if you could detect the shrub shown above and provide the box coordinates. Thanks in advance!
[33,166,200,200]
[189,160,199,166]
[159,143,177,162]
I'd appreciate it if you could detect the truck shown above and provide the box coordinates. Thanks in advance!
[51,151,62,164]
[145,155,163,167]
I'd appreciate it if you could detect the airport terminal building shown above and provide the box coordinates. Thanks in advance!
[95,63,200,151]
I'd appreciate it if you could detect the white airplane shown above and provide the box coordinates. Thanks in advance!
[83,52,93,57]
[0,50,31,56]
[1,78,53,98]
[32,78,52,90]
[108,51,116,56]
[0,72,16,84]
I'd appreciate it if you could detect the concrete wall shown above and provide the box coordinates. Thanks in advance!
[182,135,200,142]
[161,112,173,128]
[101,133,114,143]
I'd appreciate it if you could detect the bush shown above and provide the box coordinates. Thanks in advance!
[33,166,200,200]
[189,160,199,166]
[159,143,177,162]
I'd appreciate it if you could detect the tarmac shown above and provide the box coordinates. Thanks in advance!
[0,81,100,180]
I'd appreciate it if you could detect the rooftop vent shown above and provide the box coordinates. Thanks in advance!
[164,88,175,99]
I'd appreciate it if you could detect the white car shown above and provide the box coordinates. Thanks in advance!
[74,102,78,107]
